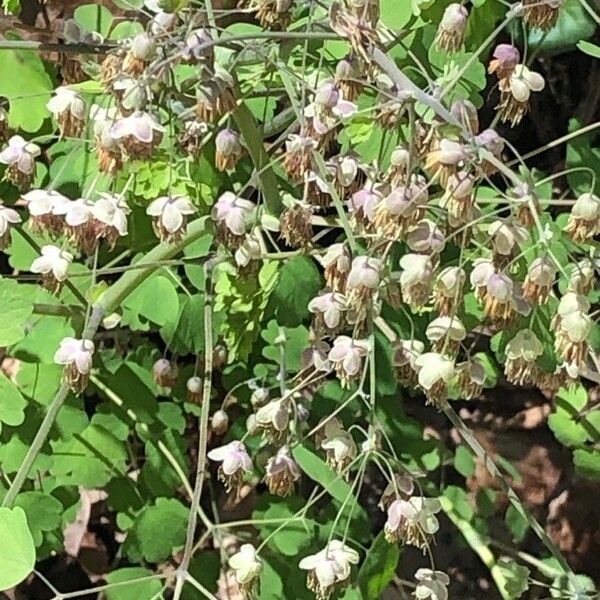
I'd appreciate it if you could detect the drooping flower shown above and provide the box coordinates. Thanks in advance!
[406,219,446,254]
[211,409,230,435]
[255,397,290,442]
[186,376,203,404]
[456,357,486,400]
[378,473,415,510]
[91,104,122,175]
[307,80,357,138]
[320,418,358,477]
[440,170,476,225]
[212,192,255,248]
[215,128,243,172]
[229,544,262,599]
[47,87,86,138]
[425,316,466,357]
[505,328,544,385]
[279,199,314,249]
[564,192,600,242]
[265,445,301,497]
[568,259,595,295]
[153,358,178,388]
[30,245,73,294]
[178,118,209,158]
[497,64,545,127]
[319,242,351,292]
[229,544,262,600]
[488,44,520,83]
[433,266,465,315]
[123,32,156,76]
[414,353,455,407]
[374,177,428,238]
[54,197,98,255]
[207,440,253,496]
[334,54,365,102]
[180,28,213,64]
[0,201,21,249]
[414,568,450,600]
[435,3,468,52]
[399,254,435,310]
[522,0,564,32]
[451,99,480,134]
[393,339,424,388]
[23,189,69,236]
[299,540,359,600]
[474,128,505,175]
[387,145,411,186]
[195,67,237,123]
[328,335,369,388]
[282,133,318,184]
[488,220,529,265]
[54,337,95,392]
[522,256,556,304]
[346,256,382,314]
[110,111,164,159]
[553,304,592,370]
[92,193,130,248]
[0,135,41,190]
[146,195,196,242]
[384,496,441,550]
[308,291,348,332]
[250,0,294,30]
[470,259,519,323]
[234,228,262,270]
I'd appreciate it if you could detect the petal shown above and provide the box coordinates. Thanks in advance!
[161,202,184,233]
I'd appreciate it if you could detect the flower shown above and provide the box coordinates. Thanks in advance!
[54,337,94,392]
[564,192,600,242]
[110,111,164,159]
[522,0,564,32]
[346,256,382,311]
[414,568,450,600]
[433,266,465,315]
[229,544,262,599]
[53,197,98,254]
[0,201,21,249]
[425,138,468,187]
[195,67,237,123]
[426,316,466,356]
[435,3,468,52]
[384,496,441,550]
[207,440,252,496]
[265,446,301,497]
[319,242,351,291]
[414,353,455,407]
[456,357,486,400]
[307,80,357,136]
[378,473,415,510]
[308,291,348,331]
[181,28,213,64]
[349,181,385,225]
[255,398,290,441]
[488,220,529,263]
[92,193,130,247]
[407,219,446,254]
[554,309,592,369]
[374,177,428,238]
[146,195,196,242]
[212,192,255,247]
[215,128,243,171]
[334,54,364,101]
[328,336,369,388]
[23,189,69,236]
[279,200,313,249]
[47,87,86,138]
[211,409,229,435]
[153,358,178,388]
[568,259,595,295]
[488,44,520,82]
[399,254,434,310]
[234,229,262,269]
[522,257,556,304]
[497,64,545,127]
[282,133,318,183]
[393,339,424,387]
[299,540,359,600]
[253,0,294,30]
[186,376,203,404]
[0,135,41,189]
[321,424,358,477]
[505,328,543,385]
[123,32,156,75]
[30,245,73,293]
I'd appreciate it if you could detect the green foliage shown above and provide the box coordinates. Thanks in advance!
[497,558,530,599]
[105,568,163,600]
[0,277,34,346]
[358,531,400,599]
[0,507,36,590]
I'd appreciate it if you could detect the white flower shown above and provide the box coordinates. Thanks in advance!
[347,256,382,291]
[255,398,290,439]
[299,540,359,599]
[265,446,301,497]
[384,496,441,548]
[23,189,69,217]
[509,64,545,103]
[328,336,369,387]
[229,544,262,593]
[54,337,95,374]
[93,193,130,237]
[414,569,450,600]
[212,192,255,236]
[308,291,347,330]
[146,195,195,240]
[0,201,21,246]
[207,440,252,494]
[54,337,95,392]
[30,245,73,282]
[414,353,455,391]
[407,219,446,254]
[46,86,86,121]
[234,229,262,267]
[110,111,164,143]
[53,197,94,227]
[0,135,40,173]
[426,316,466,344]
[488,220,528,256]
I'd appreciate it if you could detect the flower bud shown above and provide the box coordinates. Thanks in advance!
[435,3,468,53]
[211,409,229,435]
[215,128,243,172]
[186,376,203,403]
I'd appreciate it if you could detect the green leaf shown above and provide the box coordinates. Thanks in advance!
[0,371,26,427]
[261,320,309,372]
[270,256,321,327]
[358,531,400,600]
[50,424,127,487]
[505,504,529,542]
[105,568,163,600]
[380,0,413,29]
[123,274,180,329]
[0,507,36,590]
[259,560,285,600]
[14,492,62,547]
[74,4,113,38]
[124,498,189,563]
[578,40,600,58]
[0,40,53,132]
[573,448,600,479]
[12,315,75,364]
[0,277,34,346]
[454,445,475,477]
[497,558,530,599]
